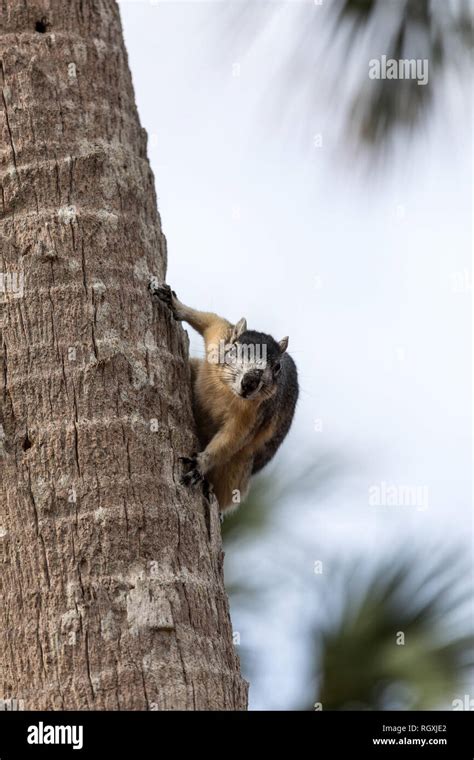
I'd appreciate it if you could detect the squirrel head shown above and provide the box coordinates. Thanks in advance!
[216,318,289,401]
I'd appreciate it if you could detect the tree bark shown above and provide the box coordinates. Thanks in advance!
[0,0,247,710]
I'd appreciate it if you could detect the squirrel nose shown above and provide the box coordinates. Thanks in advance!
[241,370,263,396]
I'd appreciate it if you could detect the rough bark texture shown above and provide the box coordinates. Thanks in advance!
[0,0,248,710]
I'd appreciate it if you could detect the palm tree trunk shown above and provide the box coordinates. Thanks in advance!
[0,0,247,710]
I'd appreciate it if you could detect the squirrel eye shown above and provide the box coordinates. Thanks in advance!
[274,361,281,375]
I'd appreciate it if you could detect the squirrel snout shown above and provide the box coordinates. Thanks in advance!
[241,370,263,397]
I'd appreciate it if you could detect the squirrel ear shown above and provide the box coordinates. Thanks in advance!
[231,318,247,342]
[278,336,289,353]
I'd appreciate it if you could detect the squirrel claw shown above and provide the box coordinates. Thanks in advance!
[202,477,212,503]
[181,468,203,486]
[180,454,203,486]
[150,280,177,312]
[179,455,197,466]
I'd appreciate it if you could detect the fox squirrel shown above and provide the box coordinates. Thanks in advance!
[151,281,298,513]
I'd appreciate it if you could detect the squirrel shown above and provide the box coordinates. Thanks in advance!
[151,281,299,514]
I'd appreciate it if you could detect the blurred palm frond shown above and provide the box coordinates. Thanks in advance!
[221,0,472,154]
[340,0,472,146]
[222,450,473,711]
[308,551,474,710]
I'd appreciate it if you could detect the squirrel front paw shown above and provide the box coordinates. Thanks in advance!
[149,279,180,318]
[180,454,213,501]
[180,455,203,486]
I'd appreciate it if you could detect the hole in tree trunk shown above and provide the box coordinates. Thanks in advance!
[35,19,49,33]
[23,434,32,451]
